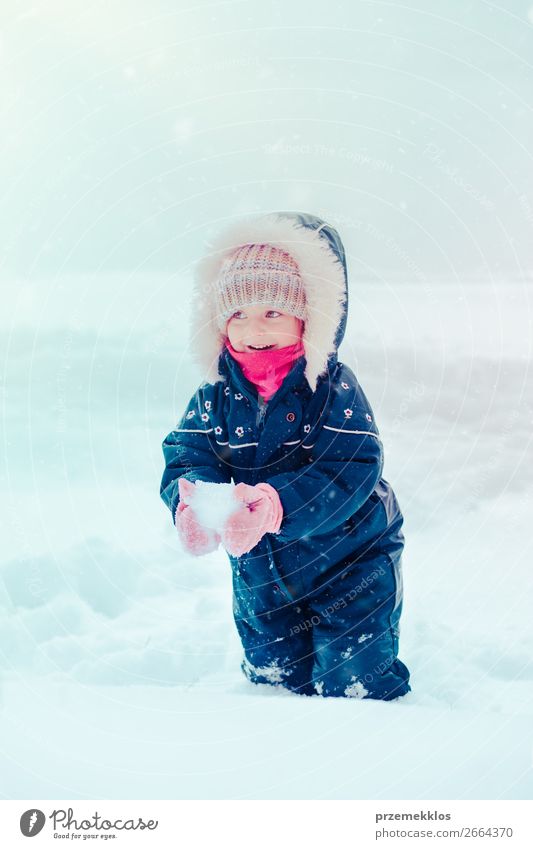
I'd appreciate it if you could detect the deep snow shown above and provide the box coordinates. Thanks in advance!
[1,274,532,799]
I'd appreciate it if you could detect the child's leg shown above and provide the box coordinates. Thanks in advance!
[307,552,411,701]
[232,597,315,696]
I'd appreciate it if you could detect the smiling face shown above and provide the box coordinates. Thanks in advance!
[225,304,304,352]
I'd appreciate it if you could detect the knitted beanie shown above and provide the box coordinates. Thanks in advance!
[213,243,307,331]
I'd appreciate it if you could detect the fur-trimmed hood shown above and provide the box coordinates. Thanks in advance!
[189,211,349,391]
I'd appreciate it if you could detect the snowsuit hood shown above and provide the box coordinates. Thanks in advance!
[190,211,349,391]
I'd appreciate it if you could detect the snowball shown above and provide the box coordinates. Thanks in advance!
[186,481,240,531]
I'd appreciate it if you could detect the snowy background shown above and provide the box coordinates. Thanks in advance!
[1,1,533,800]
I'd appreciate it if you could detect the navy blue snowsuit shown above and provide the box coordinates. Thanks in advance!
[161,214,411,700]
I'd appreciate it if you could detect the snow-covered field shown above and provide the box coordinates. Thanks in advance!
[1,274,532,799]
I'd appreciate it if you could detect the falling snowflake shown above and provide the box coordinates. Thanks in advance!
[341,646,354,659]
[314,680,324,695]
[173,116,195,142]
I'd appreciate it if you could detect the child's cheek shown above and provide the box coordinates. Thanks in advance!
[225,321,242,349]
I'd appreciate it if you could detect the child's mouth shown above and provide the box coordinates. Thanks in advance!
[246,343,276,350]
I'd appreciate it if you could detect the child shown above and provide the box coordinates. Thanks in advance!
[160,211,411,700]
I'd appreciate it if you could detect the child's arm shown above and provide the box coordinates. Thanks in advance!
[160,384,231,524]
[264,365,384,542]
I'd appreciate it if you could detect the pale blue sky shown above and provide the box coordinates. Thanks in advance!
[1,0,532,281]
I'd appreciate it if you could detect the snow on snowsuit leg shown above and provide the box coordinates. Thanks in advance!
[233,548,409,700]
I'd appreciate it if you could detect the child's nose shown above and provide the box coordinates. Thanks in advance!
[249,318,267,334]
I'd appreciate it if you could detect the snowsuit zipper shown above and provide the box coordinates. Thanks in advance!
[253,393,294,603]
[256,394,268,430]
[252,395,268,487]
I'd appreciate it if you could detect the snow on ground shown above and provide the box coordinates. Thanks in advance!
[1,274,532,799]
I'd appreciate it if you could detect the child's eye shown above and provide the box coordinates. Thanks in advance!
[231,310,245,319]
[266,310,281,317]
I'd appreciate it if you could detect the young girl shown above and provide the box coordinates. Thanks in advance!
[160,211,411,700]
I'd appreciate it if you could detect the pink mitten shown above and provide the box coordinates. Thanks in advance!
[221,482,283,557]
[175,478,221,556]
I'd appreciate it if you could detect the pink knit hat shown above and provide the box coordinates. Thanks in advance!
[213,243,307,331]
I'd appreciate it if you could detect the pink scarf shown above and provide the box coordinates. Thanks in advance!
[224,338,305,401]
